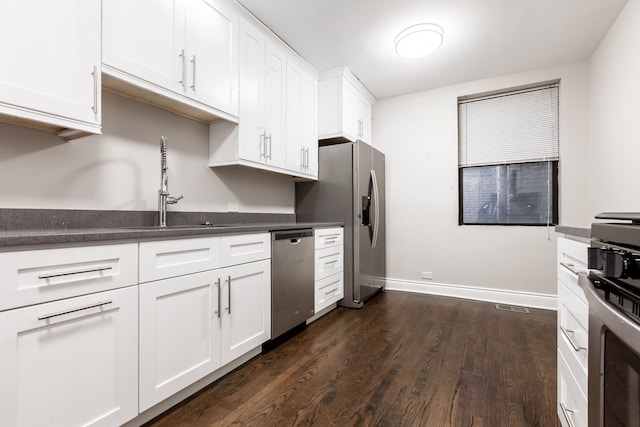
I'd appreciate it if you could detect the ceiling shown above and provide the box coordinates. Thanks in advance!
[236,0,628,100]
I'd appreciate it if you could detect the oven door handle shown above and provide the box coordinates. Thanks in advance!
[580,272,640,355]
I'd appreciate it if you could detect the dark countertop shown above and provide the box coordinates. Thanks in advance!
[0,222,343,248]
[555,225,590,239]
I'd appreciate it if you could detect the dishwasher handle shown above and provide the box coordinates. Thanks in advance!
[272,229,313,241]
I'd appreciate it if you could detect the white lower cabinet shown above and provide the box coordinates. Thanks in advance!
[314,227,344,313]
[0,286,138,427]
[138,233,271,411]
[139,271,221,412]
[556,236,589,427]
[220,259,271,365]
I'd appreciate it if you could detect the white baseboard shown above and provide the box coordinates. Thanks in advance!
[385,278,557,311]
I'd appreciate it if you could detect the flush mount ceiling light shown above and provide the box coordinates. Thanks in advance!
[395,23,444,59]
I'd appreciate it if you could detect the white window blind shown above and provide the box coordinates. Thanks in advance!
[458,84,559,167]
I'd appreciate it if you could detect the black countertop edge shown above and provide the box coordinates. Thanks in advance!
[0,222,343,248]
[555,225,591,239]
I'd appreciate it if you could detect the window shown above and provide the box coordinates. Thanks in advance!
[458,83,559,225]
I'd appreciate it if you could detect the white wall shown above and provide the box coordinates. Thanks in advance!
[373,61,589,296]
[588,0,640,217]
[0,91,294,213]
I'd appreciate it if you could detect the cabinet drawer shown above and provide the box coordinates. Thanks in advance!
[315,246,344,281]
[558,281,588,391]
[315,227,343,250]
[0,243,138,311]
[558,237,588,303]
[558,348,588,427]
[139,237,220,283]
[220,233,270,267]
[315,272,344,312]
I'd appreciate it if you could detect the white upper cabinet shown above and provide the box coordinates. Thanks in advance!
[102,0,238,122]
[318,66,375,144]
[286,57,318,178]
[209,15,318,180]
[0,0,101,138]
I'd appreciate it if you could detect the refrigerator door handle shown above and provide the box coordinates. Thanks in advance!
[371,169,380,248]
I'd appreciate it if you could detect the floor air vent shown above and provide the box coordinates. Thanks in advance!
[495,304,530,314]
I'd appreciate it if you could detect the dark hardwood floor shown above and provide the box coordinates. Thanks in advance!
[145,291,560,427]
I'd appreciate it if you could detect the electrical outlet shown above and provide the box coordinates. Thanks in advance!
[227,202,239,212]
[421,271,433,280]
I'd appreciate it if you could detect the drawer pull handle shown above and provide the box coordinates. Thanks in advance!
[560,326,587,352]
[560,262,580,276]
[324,288,338,295]
[227,275,232,314]
[559,402,577,427]
[215,278,221,318]
[38,300,113,321]
[325,260,339,267]
[38,265,113,279]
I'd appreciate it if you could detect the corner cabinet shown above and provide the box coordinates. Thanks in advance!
[318,66,374,144]
[138,233,271,412]
[0,0,101,138]
[209,16,319,180]
[102,0,239,123]
[557,236,589,427]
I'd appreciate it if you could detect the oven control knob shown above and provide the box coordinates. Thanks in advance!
[603,251,626,278]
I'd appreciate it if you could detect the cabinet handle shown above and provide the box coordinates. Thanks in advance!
[560,326,587,352]
[325,259,339,267]
[259,132,266,159]
[560,262,580,276]
[267,134,272,160]
[190,55,196,91]
[227,275,232,314]
[38,265,113,280]
[178,49,186,89]
[91,65,98,114]
[300,148,304,170]
[38,300,112,321]
[215,278,221,318]
[324,288,338,295]
[304,147,309,169]
[559,402,577,427]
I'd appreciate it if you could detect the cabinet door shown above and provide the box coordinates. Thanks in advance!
[102,0,183,94]
[357,95,372,143]
[220,259,271,366]
[286,59,318,177]
[301,71,319,177]
[341,78,359,141]
[0,0,101,131]
[238,18,266,163]
[186,0,238,115]
[0,287,138,427]
[265,42,287,168]
[139,272,221,411]
[286,60,304,173]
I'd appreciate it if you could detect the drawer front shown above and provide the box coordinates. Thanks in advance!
[558,281,588,392]
[220,233,270,267]
[315,272,344,312]
[558,237,588,303]
[0,243,138,311]
[557,348,588,427]
[315,227,343,250]
[315,246,344,281]
[139,237,220,283]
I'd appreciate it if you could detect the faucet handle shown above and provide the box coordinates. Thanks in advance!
[167,195,183,205]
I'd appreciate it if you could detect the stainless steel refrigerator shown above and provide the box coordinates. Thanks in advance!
[295,141,385,308]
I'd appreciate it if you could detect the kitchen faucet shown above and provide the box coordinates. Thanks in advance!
[158,136,183,227]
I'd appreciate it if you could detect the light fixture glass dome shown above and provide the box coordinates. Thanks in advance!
[395,23,444,59]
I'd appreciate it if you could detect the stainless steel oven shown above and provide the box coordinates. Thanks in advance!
[584,213,640,426]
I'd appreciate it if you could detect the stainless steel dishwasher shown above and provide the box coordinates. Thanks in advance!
[271,229,315,339]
